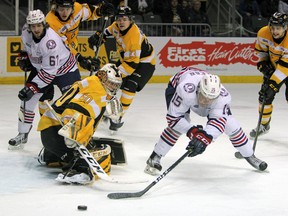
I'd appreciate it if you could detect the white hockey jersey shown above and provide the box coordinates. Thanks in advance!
[21,24,78,89]
[167,66,232,140]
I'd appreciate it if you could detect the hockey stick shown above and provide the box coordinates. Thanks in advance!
[44,100,147,184]
[23,68,27,112]
[89,16,109,76]
[107,150,191,199]
[234,94,267,159]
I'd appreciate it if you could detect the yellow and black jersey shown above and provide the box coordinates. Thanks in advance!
[255,26,288,83]
[46,2,101,56]
[38,75,107,131]
[104,21,156,77]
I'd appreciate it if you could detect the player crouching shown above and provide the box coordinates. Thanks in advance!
[37,63,123,184]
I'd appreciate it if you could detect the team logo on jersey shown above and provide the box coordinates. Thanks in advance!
[183,83,195,93]
[46,40,56,49]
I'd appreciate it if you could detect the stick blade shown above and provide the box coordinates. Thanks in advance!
[107,191,144,199]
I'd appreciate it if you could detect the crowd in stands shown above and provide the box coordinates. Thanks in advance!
[17,0,288,37]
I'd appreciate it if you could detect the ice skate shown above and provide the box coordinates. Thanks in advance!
[144,151,162,176]
[56,169,93,185]
[245,154,268,171]
[8,132,29,150]
[249,123,270,138]
[109,117,124,134]
[37,147,67,167]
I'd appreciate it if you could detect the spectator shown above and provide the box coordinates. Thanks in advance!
[238,0,261,32]
[152,0,170,16]
[161,0,188,36]
[259,0,279,19]
[278,0,288,14]
[128,0,154,15]
[189,0,211,36]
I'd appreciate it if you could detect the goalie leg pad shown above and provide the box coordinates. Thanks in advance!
[91,137,126,165]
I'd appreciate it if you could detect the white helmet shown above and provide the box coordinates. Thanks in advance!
[26,9,46,25]
[96,63,122,96]
[198,74,221,106]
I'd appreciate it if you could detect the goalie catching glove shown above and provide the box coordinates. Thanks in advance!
[186,126,213,157]
[58,112,95,148]
[105,96,123,121]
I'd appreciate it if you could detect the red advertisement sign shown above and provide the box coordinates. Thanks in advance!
[158,39,259,68]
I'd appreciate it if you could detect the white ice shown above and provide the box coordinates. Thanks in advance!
[0,83,288,216]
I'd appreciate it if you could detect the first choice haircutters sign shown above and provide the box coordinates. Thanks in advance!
[150,37,259,76]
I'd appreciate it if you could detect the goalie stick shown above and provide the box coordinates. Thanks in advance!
[234,93,267,159]
[107,150,191,199]
[44,100,147,184]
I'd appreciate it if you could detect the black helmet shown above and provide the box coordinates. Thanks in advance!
[54,0,75,7]
[115,6,132,18]
[269,12,288,26]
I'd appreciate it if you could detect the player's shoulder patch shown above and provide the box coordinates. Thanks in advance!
[183,83,196,93]
[46,40,56,49]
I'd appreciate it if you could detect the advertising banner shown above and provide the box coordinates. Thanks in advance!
[149,37,259,76]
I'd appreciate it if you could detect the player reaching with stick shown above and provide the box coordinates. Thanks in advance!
[144,67,268,176]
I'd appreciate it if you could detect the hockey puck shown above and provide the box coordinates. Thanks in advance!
[77,205,87,211]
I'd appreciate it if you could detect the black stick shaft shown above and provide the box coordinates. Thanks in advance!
[107,150,190,199]
[253,94,266,151]
[234,94,267,159]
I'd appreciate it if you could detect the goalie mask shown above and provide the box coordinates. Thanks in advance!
[96,63,122,96]
[197,74,221,106]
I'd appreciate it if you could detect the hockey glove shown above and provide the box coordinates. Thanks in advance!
[18,83,39,101]
[88,31,106,51]
[257,61,274,79]
[186,126,212,157]
[18,50,32,71]
[97,2,114,17]
[259,79,280,103]
[76,53,100,71]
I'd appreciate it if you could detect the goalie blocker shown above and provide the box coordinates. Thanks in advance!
[89,137,126,165]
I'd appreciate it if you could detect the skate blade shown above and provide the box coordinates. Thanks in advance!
[8,144,25,150]
[144,165,160,176]
[110,130,117,135]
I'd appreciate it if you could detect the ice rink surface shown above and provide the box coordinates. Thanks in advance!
[0,83,288,216]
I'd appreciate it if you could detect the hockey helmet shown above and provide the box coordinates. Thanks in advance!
[26,9,46,25]
[96,63,122,96]
[115,6,132,19]
[198,74,221,106]
[54,0,75,7]
[269,12,288,27]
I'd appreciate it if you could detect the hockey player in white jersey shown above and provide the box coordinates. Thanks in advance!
[8,9,96,149]
[145,67,268,175]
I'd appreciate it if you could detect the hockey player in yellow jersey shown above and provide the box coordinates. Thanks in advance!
[46,0,114,71]
[250,12,288,138]
[37,63,123,184]
[88,6,156,132]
